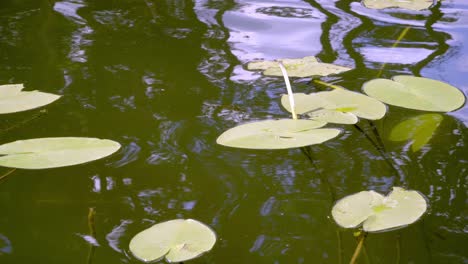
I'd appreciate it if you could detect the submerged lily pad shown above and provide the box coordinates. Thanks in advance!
[247,56,351,77]
[216,119,340,149]
[0,83,61,114]
[281,90,386,124]
[332,187,427,232]
[363,76,465,112]
[129,219,216,263]
[0,137,121,169]
[389,113,443,152]
[362,0,433,11]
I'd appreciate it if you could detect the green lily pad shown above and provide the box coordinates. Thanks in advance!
[247,56,352,78]
[0,83,61,114]
[332,187,427,232]
[389,113,443,152]
[306,109,359,124]
[316,89,387,120]
[362,0,433,11]
[281,90,386,124]
[363,76,466,112]
[129,219,216,263]
[216,119,341,149]
[0,137,121,169]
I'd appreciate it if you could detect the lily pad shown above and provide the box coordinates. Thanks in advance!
[247,56,352,77]
[281,90,386,123]
[307,109,359,124]
[216,119,341,149]
[389,113,443,152]
[362,76,466,112]
[0,137,121,169]
[129,219,216,263]
[0,83,61,114]
[362,0,433,11]
[332,187,427,232]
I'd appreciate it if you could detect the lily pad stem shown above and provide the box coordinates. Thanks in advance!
[278,62,297,120]
[350,232,367,264]
[313,79,344,90]
[0,109,47,136]
[0,168,16,183]
[87,207,96,264]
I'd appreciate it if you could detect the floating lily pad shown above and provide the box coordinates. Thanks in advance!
[316,89,387,120]
[363,76,466,112]
[0,83,61,114]
[216,119,340,149]
[307,109,359,124]
[129,219,216,263]
[362,0,433,11]
[389,113,443,152]
[247,56,352,77]
[332,187,427,232]
[281,90,386,124]
[0,137,121,169]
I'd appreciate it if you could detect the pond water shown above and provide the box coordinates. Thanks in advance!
[0,0,467,263]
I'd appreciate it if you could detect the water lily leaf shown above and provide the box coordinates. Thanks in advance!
[316,89,387,120]
[0,137,121,169]
[363,76,466,112]
[389,114,443,152]
[247,56,351,77]
[281,90,386,123]
[362,0,433,11]
[332,187,427,232]
[306,109,359,124]
[0,83,61,114]
[216,119,340,149]
[280,93,326,114]
[129,219,216,263]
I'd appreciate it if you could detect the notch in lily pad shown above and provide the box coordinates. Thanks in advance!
[331,187,427,232]
[129,219,216,263]
[363,76,466,112]
[247,56,352,78]
[216,119,341,149]
[0,83,61,114]
[0,137,121,169]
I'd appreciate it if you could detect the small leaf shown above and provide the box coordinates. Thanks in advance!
[0,137,121,169]
[247,56,351,77]
[0,83,61,114]
[362,0,433,11]
[389,113,443,152]
[332,187,427,232]
[216,119,340,149]
[363,76,465,112]
[129,219,216,263]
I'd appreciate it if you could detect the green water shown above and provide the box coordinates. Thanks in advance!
[0,0,467,263]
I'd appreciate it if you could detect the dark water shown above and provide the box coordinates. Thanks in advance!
[0,0,467,263]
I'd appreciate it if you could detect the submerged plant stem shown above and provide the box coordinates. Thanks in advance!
[301,146,342,262]
[0,169,16,183]
[300,146,337,201]
[87,207,96,264]
[278,62,297,119]
[350,232,367,264]
[353,124,403,183]
[0,109,47,136]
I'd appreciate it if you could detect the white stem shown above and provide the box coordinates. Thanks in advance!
[278,62,297,120]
